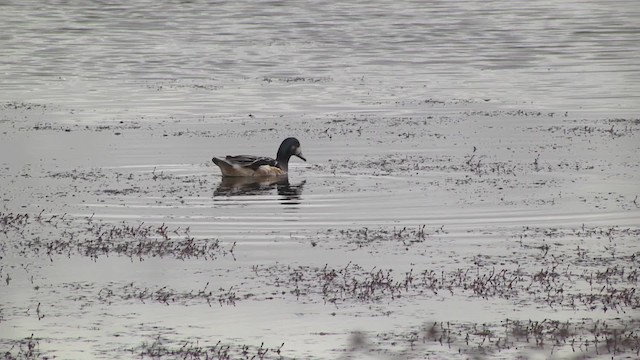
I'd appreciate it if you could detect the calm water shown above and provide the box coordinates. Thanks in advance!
[1,1,640,359]
[2,0,639,117]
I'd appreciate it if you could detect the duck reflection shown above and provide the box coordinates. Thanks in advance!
[276,179,305,206]
[214,177,305,205]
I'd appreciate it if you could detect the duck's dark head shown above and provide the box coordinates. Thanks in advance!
[276,137,306,165]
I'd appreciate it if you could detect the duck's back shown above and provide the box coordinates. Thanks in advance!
[225,155,276,166]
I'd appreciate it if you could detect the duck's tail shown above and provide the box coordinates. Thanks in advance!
[212,157,235,176]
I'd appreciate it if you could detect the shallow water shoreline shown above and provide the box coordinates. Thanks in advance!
[2,98,639,358]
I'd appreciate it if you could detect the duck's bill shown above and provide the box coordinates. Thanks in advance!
[296,152,306,162]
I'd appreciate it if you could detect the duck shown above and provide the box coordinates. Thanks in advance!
[211,137,306,177]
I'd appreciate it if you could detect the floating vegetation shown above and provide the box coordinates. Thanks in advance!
[2,211,234,261]
[97,282,241,307]
[354,318,640,359]
[1,334,41,360]
[136,336,287,360]
[251,261,639,312]
[321,225,436,248]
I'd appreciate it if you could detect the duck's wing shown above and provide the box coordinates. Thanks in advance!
[225,155,278,170]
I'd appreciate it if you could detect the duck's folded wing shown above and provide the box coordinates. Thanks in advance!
[225,155,277,170]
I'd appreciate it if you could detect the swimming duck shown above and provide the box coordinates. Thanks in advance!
[212,137,306,177]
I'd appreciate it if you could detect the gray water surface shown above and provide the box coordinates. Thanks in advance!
[2,0,639,116]
[1,1,640,359]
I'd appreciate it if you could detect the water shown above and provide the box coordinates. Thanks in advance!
[2,0,639,116]
[1,1,640,359]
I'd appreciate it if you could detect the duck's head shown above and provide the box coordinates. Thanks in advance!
[277,137,306,162]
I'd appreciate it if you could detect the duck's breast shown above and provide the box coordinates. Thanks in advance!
[253,165,286,177]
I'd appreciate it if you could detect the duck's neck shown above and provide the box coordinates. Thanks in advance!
[276,157,289,172]
[276,146,292,171]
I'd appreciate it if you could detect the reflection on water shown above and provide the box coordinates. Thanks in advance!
[214,177,305,205]
[276,179,305,206]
